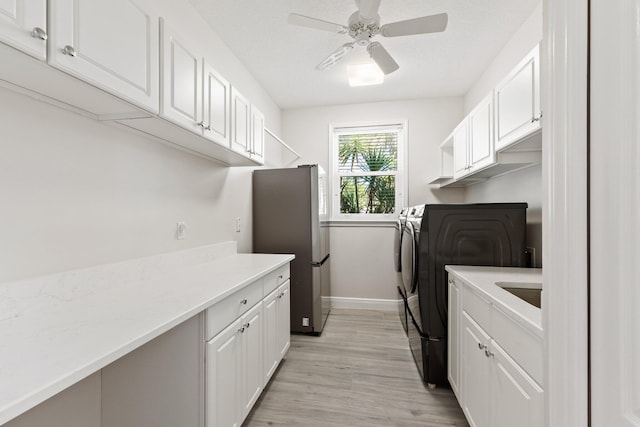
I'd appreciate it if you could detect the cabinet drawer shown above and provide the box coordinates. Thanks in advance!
[462,284,491,331]
[206,279,263,340]
[490,304,543,386]
[262,264,290,295]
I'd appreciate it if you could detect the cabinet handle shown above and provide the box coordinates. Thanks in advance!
[485,349,494,358]
[238,326,245,333]
[278,274,283,280]
[531,112,542,123]
[477,342,487,350]
[31,27,47,41]
[196,121,205,128]
[62,45,76,57]
[204,125,211,131]
[244,322,251,329]
[240,298,248,305]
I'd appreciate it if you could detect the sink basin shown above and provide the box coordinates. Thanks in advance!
[495,282,542,308]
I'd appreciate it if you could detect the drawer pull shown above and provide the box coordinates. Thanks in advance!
[238,326,245,333]
[240,298,248,305]
[244,322,251,329]
[278,274,283,280]
[484,349,494,358]
[478,342,487,350]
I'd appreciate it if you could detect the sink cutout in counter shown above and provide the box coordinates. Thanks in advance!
[495,282,542,309]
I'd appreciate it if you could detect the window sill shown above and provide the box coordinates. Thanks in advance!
[327,220,396,228]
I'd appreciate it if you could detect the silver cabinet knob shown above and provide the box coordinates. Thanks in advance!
[484,349,494,358]
[204,125,211,131]
[238,326,245,333]
[31,27,47,41]
[62,45,76,57]
[240,298,248,305]
[244,322,251,329]
[196,121,205,128]
[477,342,486,350]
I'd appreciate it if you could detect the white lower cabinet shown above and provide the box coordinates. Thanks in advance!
[450,274,543,427]
[206,268,290,427]
[264,280,291,381]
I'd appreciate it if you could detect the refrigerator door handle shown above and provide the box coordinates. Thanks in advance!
[311,254,330,267]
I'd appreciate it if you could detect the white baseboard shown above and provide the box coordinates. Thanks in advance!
[325,296,401,312]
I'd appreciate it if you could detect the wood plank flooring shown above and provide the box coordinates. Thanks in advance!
[244,309,469,426]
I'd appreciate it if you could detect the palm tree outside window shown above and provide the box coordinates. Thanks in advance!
[330,121,406,220]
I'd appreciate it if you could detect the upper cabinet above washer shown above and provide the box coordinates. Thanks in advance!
[0,0,47,60]
[48,0,160,113]
[494,44,541,151]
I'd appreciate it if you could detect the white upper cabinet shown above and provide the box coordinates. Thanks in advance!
[159,18,201,132]
[231,86,251,155]
[48,0,159,113]
[468,93,495,172]
[494,44,541,151]
[452,120,469,179]
[0,0,47,60]
[202,60,230,147]
[250,105,265,164]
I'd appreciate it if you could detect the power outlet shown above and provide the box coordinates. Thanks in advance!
[526,247,536,267]
[235,217,241,233]
[176,221,187,240]
[302,317,310,327]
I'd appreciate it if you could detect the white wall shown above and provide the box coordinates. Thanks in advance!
[0,0,282,283]
[282,98,465,300]
[463,2,544,266]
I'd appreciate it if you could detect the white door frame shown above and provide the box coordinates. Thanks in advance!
[542,0,589,426]
[589,0,640,425]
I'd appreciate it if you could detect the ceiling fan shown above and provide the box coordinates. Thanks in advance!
[287,0,448,75]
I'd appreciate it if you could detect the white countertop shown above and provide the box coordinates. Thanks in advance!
[445,265,543,336]
[0,249,293,425]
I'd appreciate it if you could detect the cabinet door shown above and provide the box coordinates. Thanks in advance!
[250,105,265,164]
[278,280,291,359]
[263,288,280,382]
[494,45,541,151]
[462,312,491,427]
[202,60,230,147]
[48,0,159,112]
[468,94,495,172]
[448,278,461,400]
[160,18,202,132]
[0,0,46,60]
[206,318,242,427]
[241,302,264,420]
[452,120,469,179]
[230,87,250,156]
[490,340,543,427]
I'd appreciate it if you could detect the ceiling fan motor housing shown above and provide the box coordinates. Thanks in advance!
[348,11,380,45]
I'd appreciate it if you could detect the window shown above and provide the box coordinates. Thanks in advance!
[330,121,406,220]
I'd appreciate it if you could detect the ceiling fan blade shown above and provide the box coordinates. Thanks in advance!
[287,13,349,34]
[367,42,399,74]
[356,0,381,23]
[379,13,448,37]
[315,43,355,71]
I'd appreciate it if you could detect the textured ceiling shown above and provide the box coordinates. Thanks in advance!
[190,0,540,109]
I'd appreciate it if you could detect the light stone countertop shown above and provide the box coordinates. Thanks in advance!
[445,265,543,336]
[0,247,294,425]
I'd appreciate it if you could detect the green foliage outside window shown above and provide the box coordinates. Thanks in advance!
[338,132,398,214]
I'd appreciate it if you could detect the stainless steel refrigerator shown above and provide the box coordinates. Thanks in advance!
[253,165,330,334]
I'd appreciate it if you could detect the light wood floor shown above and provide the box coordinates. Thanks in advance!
[244,309,469,426]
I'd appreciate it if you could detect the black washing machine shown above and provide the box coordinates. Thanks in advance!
[401,203,528,388]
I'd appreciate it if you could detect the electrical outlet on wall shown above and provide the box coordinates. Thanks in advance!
[235,217,241,233]
[176,222,187,240]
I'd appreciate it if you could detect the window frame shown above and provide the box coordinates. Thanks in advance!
[329,120,407,221]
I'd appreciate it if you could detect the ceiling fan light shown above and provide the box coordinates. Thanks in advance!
[347,62,384,86]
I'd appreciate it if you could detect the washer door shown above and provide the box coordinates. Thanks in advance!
[400,221,418,296]
[393,219,403,272]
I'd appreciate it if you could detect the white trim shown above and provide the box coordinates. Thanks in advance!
[328,119,408,221]
[542,0,589,426]
[325,296,400,312]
